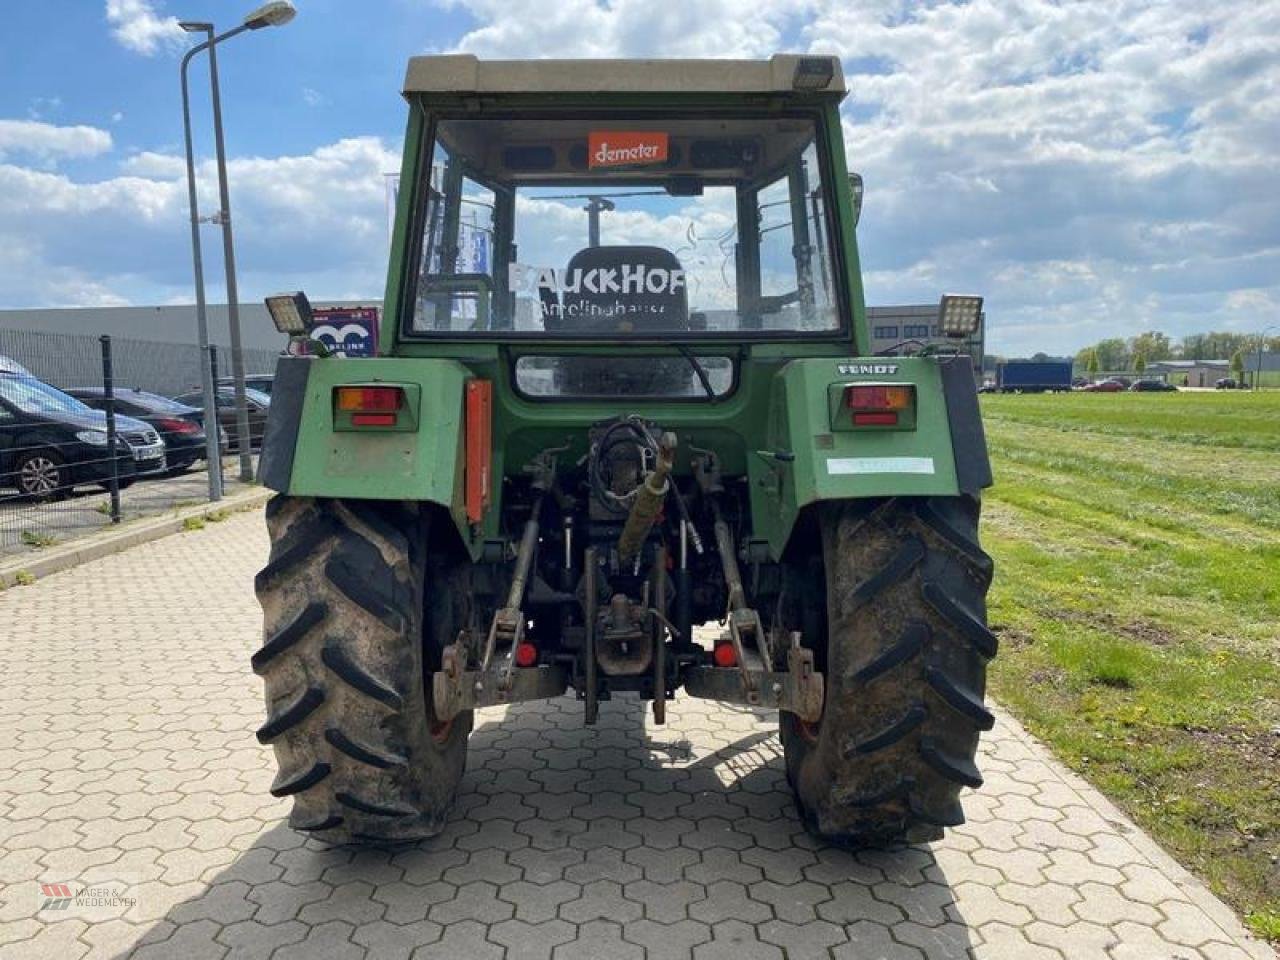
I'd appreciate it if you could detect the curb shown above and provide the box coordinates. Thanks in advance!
[0,486,272,589]
[993,705,1279,959]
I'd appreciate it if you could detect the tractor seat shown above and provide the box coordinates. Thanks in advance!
[550,245,688,333]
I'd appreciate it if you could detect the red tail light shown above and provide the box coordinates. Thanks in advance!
[156,417,200,434]
[853,412,899,426]
[845,385,912,411]
[843,383,914,428]
[335,386,403,412]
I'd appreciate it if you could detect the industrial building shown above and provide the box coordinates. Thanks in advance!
[867,304,985,375]
[1147,359,1231,388]
[0,304,289,353]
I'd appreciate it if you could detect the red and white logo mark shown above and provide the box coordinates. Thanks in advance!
[39,883,73,910]
[588,131,669,168]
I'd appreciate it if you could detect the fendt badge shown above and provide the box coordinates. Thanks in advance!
[837,363,899,376]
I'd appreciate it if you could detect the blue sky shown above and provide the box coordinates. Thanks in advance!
[1,0,1277,355]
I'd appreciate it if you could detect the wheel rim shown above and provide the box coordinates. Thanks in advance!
[20,457,59,495]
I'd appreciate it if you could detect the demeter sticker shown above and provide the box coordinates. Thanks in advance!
[589,131,669,168]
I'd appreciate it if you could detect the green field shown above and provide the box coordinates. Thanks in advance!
[981,391,1280,941]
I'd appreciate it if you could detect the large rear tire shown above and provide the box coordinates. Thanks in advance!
[781,496,996,845]
[253,495,471,844]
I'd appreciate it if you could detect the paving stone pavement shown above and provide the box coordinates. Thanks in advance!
[0,509,1274,960]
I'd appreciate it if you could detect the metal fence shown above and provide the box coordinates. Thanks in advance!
[0,329,278,560]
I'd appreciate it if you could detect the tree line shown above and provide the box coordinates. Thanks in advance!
[1073,330,1280,374]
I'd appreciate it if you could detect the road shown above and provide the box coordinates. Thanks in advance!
[0,509,1273,959]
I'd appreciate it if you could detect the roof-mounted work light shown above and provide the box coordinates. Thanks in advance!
[265,291,314,336]
[792,57,835,90]
[938,294,983,339]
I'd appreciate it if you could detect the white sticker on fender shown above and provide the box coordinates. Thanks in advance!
[827,456,936,475]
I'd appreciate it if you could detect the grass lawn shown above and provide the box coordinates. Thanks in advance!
[981,390,1280,942]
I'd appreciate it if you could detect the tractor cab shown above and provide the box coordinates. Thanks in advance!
[387,54,860,397]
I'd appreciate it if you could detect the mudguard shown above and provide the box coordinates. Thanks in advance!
[748,355,992,558]
[259,355,473,542]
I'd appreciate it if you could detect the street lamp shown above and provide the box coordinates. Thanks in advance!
[180,21,222,501]
[179,2,296,486]
[244,2,296,28]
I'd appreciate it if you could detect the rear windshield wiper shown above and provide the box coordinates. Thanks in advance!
[672,343,717,401]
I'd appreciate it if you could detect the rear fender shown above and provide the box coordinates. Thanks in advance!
[749,356,991,558]
[259,356,478,553]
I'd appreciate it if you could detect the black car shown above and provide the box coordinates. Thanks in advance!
[1130,379,1177,392]
[0,373,166,498]
[67,388,222,473]
[217,374,275,397]
[173,386,271,452]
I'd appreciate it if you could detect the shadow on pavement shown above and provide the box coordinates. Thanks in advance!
[119,694,974,959]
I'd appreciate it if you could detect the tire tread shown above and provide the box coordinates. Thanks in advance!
[783,494,994,845]
[254,494,469,844]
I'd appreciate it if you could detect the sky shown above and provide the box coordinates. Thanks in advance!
[0,0,1277,356]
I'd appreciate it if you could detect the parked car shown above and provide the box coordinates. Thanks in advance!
[0,354,33,377]
[1214,377,1246,390]
[1083,379,1126,392]
[0,372,165,498]
[173,386,271,452]
[67,388,224,473]
[1130,379,1177,392]
[217,374,275,397]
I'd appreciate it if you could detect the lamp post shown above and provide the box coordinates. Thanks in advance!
[180,23,223,501]
[179,2,296,484]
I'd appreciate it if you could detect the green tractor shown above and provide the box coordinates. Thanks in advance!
[253,53,996,846]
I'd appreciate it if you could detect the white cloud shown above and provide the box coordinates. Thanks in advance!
[302,88,326,108]
[443,0,807,58]
[120,151,186,178]
[802,0,1280,354]
[105,0,186,56]
[0,137,402,309]
[0,120,114,162]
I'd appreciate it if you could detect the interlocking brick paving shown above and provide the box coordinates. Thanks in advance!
[0,509,1273,959]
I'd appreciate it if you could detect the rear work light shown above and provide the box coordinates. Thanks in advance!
[843,383,915,428]
[938,294,984,338]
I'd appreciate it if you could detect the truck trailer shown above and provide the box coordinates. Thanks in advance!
[995,360,1072,393]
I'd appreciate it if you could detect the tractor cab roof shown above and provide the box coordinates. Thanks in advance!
[403,53,846,100]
